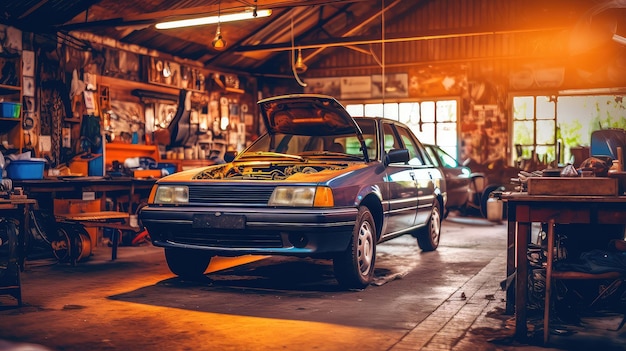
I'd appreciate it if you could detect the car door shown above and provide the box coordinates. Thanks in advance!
[381,122,419,235]
[424,145,470,209]
[395,126,438,226]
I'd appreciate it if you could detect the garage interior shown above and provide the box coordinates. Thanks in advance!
[1,0,625,172]
[1,0,626,350]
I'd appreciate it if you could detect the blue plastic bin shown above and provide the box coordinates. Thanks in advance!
[6,160,45,180]
[0,102,20,118]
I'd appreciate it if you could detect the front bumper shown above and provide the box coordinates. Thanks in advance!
[140,206,358,257]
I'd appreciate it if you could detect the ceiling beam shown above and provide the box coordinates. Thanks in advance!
[302,0,403,63]
[235,26,570,53]
[57,0,370,31]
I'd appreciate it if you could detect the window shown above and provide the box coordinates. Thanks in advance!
[346,99,459,157]
[396,126,425,166]
[512,94,626,166]
[383,122,425,166]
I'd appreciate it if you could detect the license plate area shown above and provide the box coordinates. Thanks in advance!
[192,213,246,229]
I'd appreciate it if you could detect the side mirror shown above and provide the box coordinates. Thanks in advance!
[384,149,409,166]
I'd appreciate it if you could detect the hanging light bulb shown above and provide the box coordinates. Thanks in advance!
[212,23,226,50]
[212,2,227,51]
[294,48,307,73]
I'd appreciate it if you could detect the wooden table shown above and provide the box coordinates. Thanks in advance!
[502,192,626,340]
[0,198,37,306]
[13,177,156,260]
[56,211,137,260]
[12,177,156,213]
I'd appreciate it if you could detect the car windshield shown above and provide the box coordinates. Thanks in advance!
[240,118,378,161]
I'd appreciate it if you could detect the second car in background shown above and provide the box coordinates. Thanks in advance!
[423,144,486,217]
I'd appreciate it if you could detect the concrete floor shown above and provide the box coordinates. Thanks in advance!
[1,213,626,351]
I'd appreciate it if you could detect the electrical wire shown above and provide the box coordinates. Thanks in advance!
[291,17,307,87]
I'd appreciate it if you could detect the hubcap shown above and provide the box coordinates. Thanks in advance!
[357,220,373,275]
[431,207,441,244]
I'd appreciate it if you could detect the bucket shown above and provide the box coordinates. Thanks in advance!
[486,196,503,222]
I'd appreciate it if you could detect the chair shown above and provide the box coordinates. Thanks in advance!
[544,219,626,344]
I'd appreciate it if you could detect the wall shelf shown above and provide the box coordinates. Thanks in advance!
[0,55,23,151]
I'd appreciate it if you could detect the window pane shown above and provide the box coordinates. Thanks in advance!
[346,104,363,117]
[383,103,399,120]
[414,123,435,145]
[436,100,457,122]
[436,122,457,148]
[421,101,435,122]
[536,120,555,144]
[513,120,534,146]
[365,104,383,117]
[513,96,534,120]
[536,96,555,119]
[399,102,419,124]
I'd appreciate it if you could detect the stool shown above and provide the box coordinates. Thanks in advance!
[56,211,139,260]
[544,219,626,344]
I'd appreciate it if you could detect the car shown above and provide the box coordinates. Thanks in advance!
[423,144,489,217]
[139,94,446,289]
[423,144,471,216]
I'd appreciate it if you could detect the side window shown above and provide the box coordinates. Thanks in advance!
[437,148,459,168]
[354,118,377,160]
[383,123,399,154]
[424,146,439,167]
[396,126,426,166]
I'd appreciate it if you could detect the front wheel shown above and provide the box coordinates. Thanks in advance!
[165,248,212,280]
[416,201,442,252]
[333,207,377,289]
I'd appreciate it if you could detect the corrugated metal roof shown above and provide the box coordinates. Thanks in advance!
[1,0,624,80]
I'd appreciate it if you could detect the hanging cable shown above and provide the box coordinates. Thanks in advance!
[380,0,387,106]
[291,17,307,87]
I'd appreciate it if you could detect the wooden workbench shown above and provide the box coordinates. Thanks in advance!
[0,198,37,306]
[502,192,626,341]
[12,177,156,212]
[12,177,156,259]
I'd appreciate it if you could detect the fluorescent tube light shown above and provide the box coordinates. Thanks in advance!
[155,9,271,29]
[613,33,626,46]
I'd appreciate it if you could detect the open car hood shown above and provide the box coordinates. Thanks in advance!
[258,94,363,137]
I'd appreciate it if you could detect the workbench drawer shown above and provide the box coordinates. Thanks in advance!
[527,177,618,196]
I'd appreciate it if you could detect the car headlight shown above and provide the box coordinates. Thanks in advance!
[153,185,189,204]
[268,186,334,207]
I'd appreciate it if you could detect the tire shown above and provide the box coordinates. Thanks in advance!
[333,207,376,289]
[164,248,212,279]
[416,201,442,252]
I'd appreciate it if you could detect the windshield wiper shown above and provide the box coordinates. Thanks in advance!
[300,151,363,160]
[238,151,306,162]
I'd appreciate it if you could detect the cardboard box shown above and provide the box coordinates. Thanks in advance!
[133,169,162,178]
[527,177,618,196]
[69,154,103,176]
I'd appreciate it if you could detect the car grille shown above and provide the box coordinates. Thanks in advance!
[167,229,283,248]
[188,185,274,206]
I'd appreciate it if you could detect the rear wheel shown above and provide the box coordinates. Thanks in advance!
[164,248,212,279]
[333,207,376,289]
[416,201,442,252]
